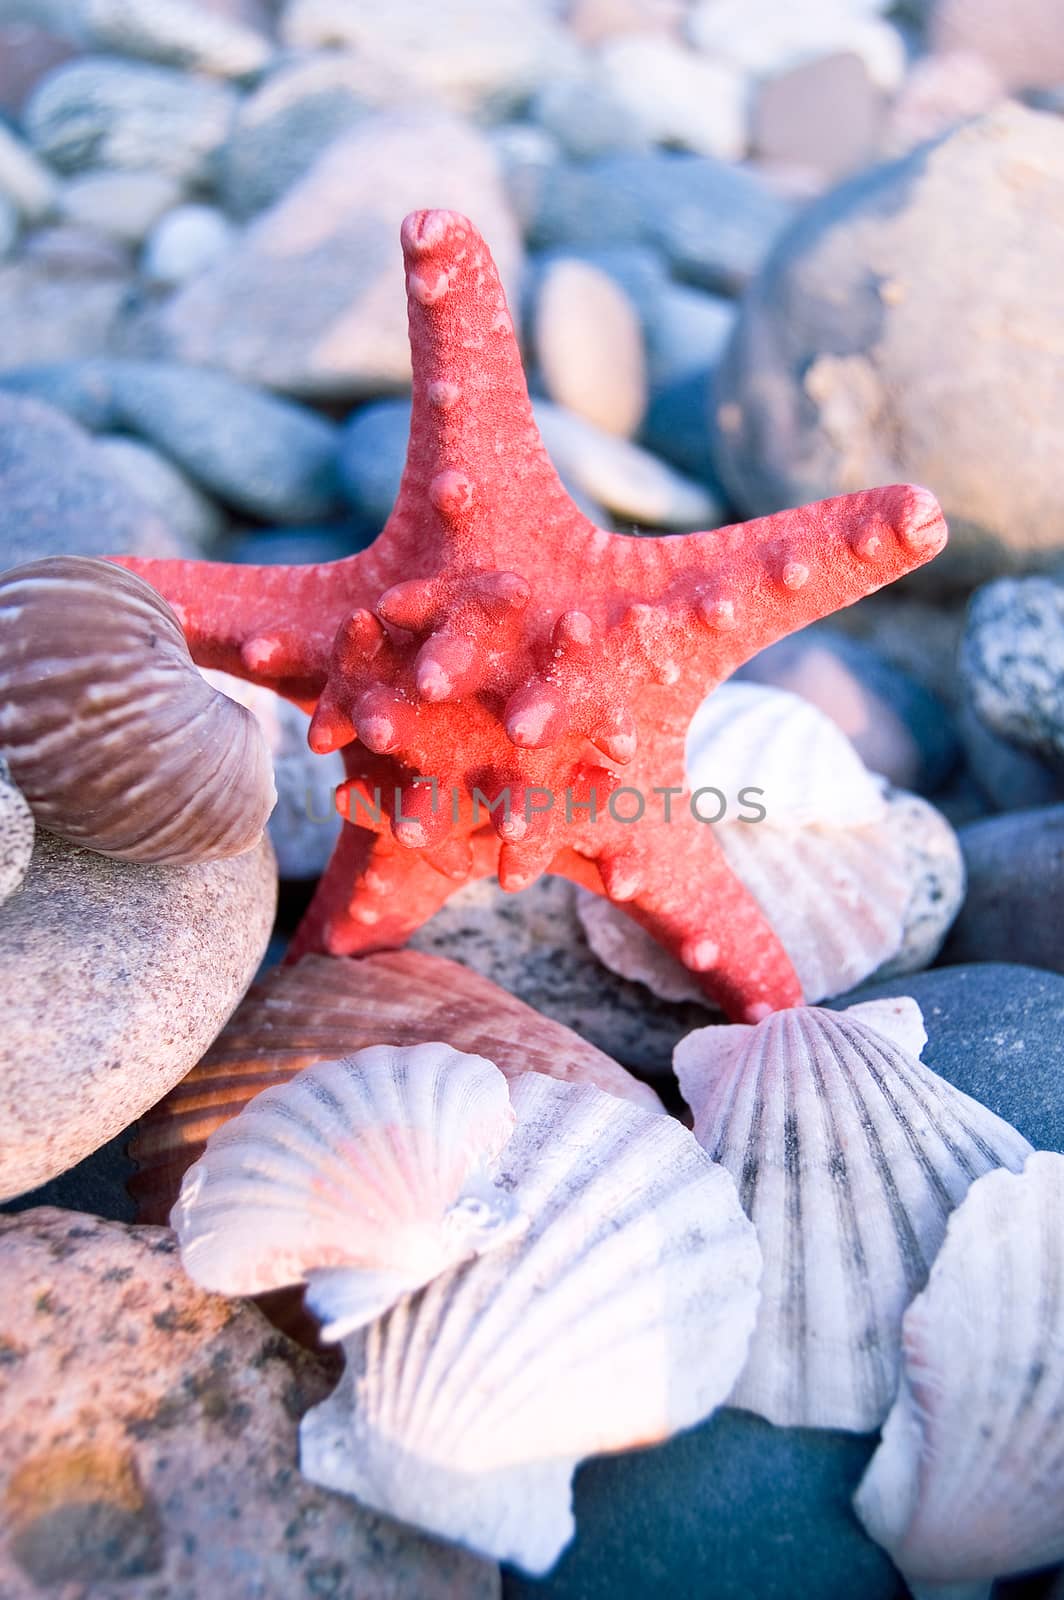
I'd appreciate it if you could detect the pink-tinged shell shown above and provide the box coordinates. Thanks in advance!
[856,1152,1064,1598]
[0,556,275,863]
[299,1073,761,1575]
[674,1002,1032,1431]
[0,756,33,906]
[130,949,662,1224]
[173,1043,523,1342]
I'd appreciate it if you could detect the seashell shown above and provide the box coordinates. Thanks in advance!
[0,555,275,863]
[685,682,888,829]
[299,1072,762,1575]
[172,1043,524,1341]
[855,1152,1064,1600]
[130,949,662,1224]
[578,818,911,1007]
[0,754,34,906]
[674,1001,1033,1432]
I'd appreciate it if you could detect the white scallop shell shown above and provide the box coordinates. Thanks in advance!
[685,682,888,829]
[299,1073,762,1575]
[172,1042,523,1341]
[578,816,910,1007]
[674,1002,1033,1432]
[856,1152,1064,1600]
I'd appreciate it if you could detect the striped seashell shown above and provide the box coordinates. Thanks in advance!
[300,1072,761,1575]
[674,1001,1033,1432]
[0,755,33,906]
[685,682,888,830]
[0,556,275,863]
[130,949,662,1224]
[173,1043,523,1342]
[856,1153,1064,1599]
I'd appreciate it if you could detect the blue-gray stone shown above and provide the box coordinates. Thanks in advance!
[938,808,1064,979]
[504,1409,902,1600]
[337,398,412,531]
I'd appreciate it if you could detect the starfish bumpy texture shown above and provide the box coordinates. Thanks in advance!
[114,209,947,1022]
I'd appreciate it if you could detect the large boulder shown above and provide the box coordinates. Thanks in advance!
[714,104,1064,587]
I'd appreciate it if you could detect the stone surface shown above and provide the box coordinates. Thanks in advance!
[59,168,181,244]
[490,121,564,235]
[880,49,1004,160]
[0,832,276,1200]
[24,56,236,182]
[940,806,1064,976]
[534,399,721,528]
[644,281,735,390]
[640,372,722,484]
[533,257,646,437]
[279,0,574,118]
[133,110,522,398]
[565,0,684,43]
[595,34,749,161]
[104,362,342,522]
[407,873,706,1080]
[689,0,906,90]
[0,257,129,368]
[871,789,965,977]
[530,69,647,162]
[218,51,413,218]
[0,192,18,258]
[0,754,33,906]
[95,434,225,549]
[0,21,79,118]
[141,202,233,285]
[531,149,792,295]
[0,1208,500,1599]
[753,51,883,180]
[714,105,1064,588]
[844,962,1064,1154]
[0,393,189,570]
[738,627,959,793]
[75,0,273,77]
[958,696,1064,813]
[961,577,1064,769]
[0,118,57,220]
[505,1408,903,1600]
[930,0,1064,91]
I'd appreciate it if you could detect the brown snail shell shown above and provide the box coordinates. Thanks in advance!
[0,556,275,863]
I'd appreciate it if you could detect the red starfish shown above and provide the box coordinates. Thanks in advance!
[113,209,947,1022]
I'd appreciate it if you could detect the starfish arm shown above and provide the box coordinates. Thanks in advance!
[288,821,498,963]
[556,813,804,1023]
[379,209,602,577]
[106,553,384,702]
[602,483,948,692]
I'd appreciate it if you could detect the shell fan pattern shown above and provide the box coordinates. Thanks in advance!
[855,1153,1064,1599]
[172,1043,524,1341]
[674,999,1033,1432]
[299,1071,762,1574]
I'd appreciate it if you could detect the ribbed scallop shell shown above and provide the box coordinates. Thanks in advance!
[0,556,275,862]
[173,1042,522,1341]
[299,1073,762,1574]
[130,950,661,1224]
[674,1002,1033,1432]
[685,682,888,829]
[578,817,910,1007]
[0,755,33,905]
[856,1152,1064,1599]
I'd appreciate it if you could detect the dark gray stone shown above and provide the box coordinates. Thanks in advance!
[504,1409,903,1600]
[842,962,1064,1153]
[961,577,1064,769]
[939,807,1064,977]
[104,363,342,523]
[0,1131,136,1223]
[530,149,792,295]
[958,694,1064,812]
[218,523,375,565]
[641,373,722,487]
[337,398,411,530]
[0,391,188,571]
